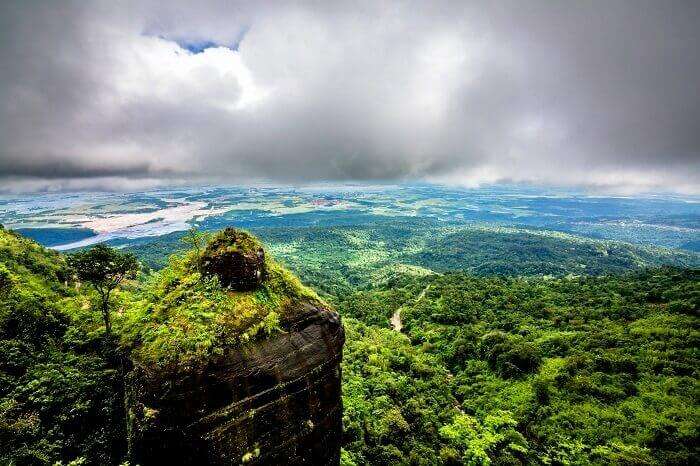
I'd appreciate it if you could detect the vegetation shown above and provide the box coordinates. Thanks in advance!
[0,228,127,465]
[0,227,322,464]
[67,245,138,336]
[339,267,699,465]
[124,221,700,299]
[120,243,321,368]
[1,224,699,465]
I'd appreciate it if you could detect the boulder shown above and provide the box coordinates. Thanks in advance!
[199,228,266,290]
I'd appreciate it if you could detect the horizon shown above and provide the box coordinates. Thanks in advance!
[2,180,700,199]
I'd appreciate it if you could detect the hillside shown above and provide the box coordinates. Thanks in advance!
[124,221,700,297]
[339,268,699,464]
[0,227,344,465]
[1,225,698,465]
[120,228,327,367]
[0,226,128,464]
[123,228,344,465]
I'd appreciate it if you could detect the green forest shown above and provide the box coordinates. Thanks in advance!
[339,268,698,464]
[1,224,698,465]
[125,220,700,297]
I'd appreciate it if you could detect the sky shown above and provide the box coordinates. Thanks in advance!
[0,0,698,194]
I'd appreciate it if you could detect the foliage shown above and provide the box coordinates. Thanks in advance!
[0,227,69,294]
[0,262,13,293]
[439,411,529,465]
[181,226,209,258]
[118,233,321,368]
[67,245,138,335]
[2,223,700,465]
[124,221,700,300]
[202,227,263,257]
[0,229,126,465]
[1,227,323,464]
[341,318,458,465]
[339,267,700,464]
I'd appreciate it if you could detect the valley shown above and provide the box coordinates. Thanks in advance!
[1,185,698,465]
[3,185,698,253]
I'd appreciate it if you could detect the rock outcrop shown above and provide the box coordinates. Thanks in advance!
[200,228,267,291]
[125,229,345,465]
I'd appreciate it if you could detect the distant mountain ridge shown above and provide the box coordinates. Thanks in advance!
[113,221,700,301]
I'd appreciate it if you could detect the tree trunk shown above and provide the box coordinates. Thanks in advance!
[101,293,112,336]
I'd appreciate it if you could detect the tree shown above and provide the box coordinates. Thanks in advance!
[182,226,208,256]
[68,244,138,336]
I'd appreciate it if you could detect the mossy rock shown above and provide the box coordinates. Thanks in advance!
[120,227,326,367]
[199,228,266,291]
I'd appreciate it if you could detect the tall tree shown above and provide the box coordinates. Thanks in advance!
[68,244,138,336]
[182,225,208,256]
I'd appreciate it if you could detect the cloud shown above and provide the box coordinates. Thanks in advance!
[0,0,698,193]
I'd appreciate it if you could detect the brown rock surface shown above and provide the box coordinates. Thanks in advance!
[126,302,344,465]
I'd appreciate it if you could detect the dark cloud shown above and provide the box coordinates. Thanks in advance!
[0,158,172,179]
[0,0,698,193]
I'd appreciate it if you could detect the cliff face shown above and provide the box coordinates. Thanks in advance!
[125,229,345,465]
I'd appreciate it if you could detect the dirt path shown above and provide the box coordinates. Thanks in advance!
[390,284,430,333]
[390,308,403,332]
[415,284,430,302]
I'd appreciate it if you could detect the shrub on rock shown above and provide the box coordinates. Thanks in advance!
[199,228,266,291]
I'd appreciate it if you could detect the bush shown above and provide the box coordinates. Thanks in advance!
[480,332,541,378]
[0,264,13,293]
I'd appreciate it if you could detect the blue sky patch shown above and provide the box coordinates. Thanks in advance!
[142,26,249,54]
[176,39,220,54]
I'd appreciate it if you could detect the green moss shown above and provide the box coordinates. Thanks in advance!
[119,230,324,368]
[203,228,264,257]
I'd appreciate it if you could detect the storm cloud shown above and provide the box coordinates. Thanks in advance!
[0,0,698,193]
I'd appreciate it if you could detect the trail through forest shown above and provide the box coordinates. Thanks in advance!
[391,284,430,332]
